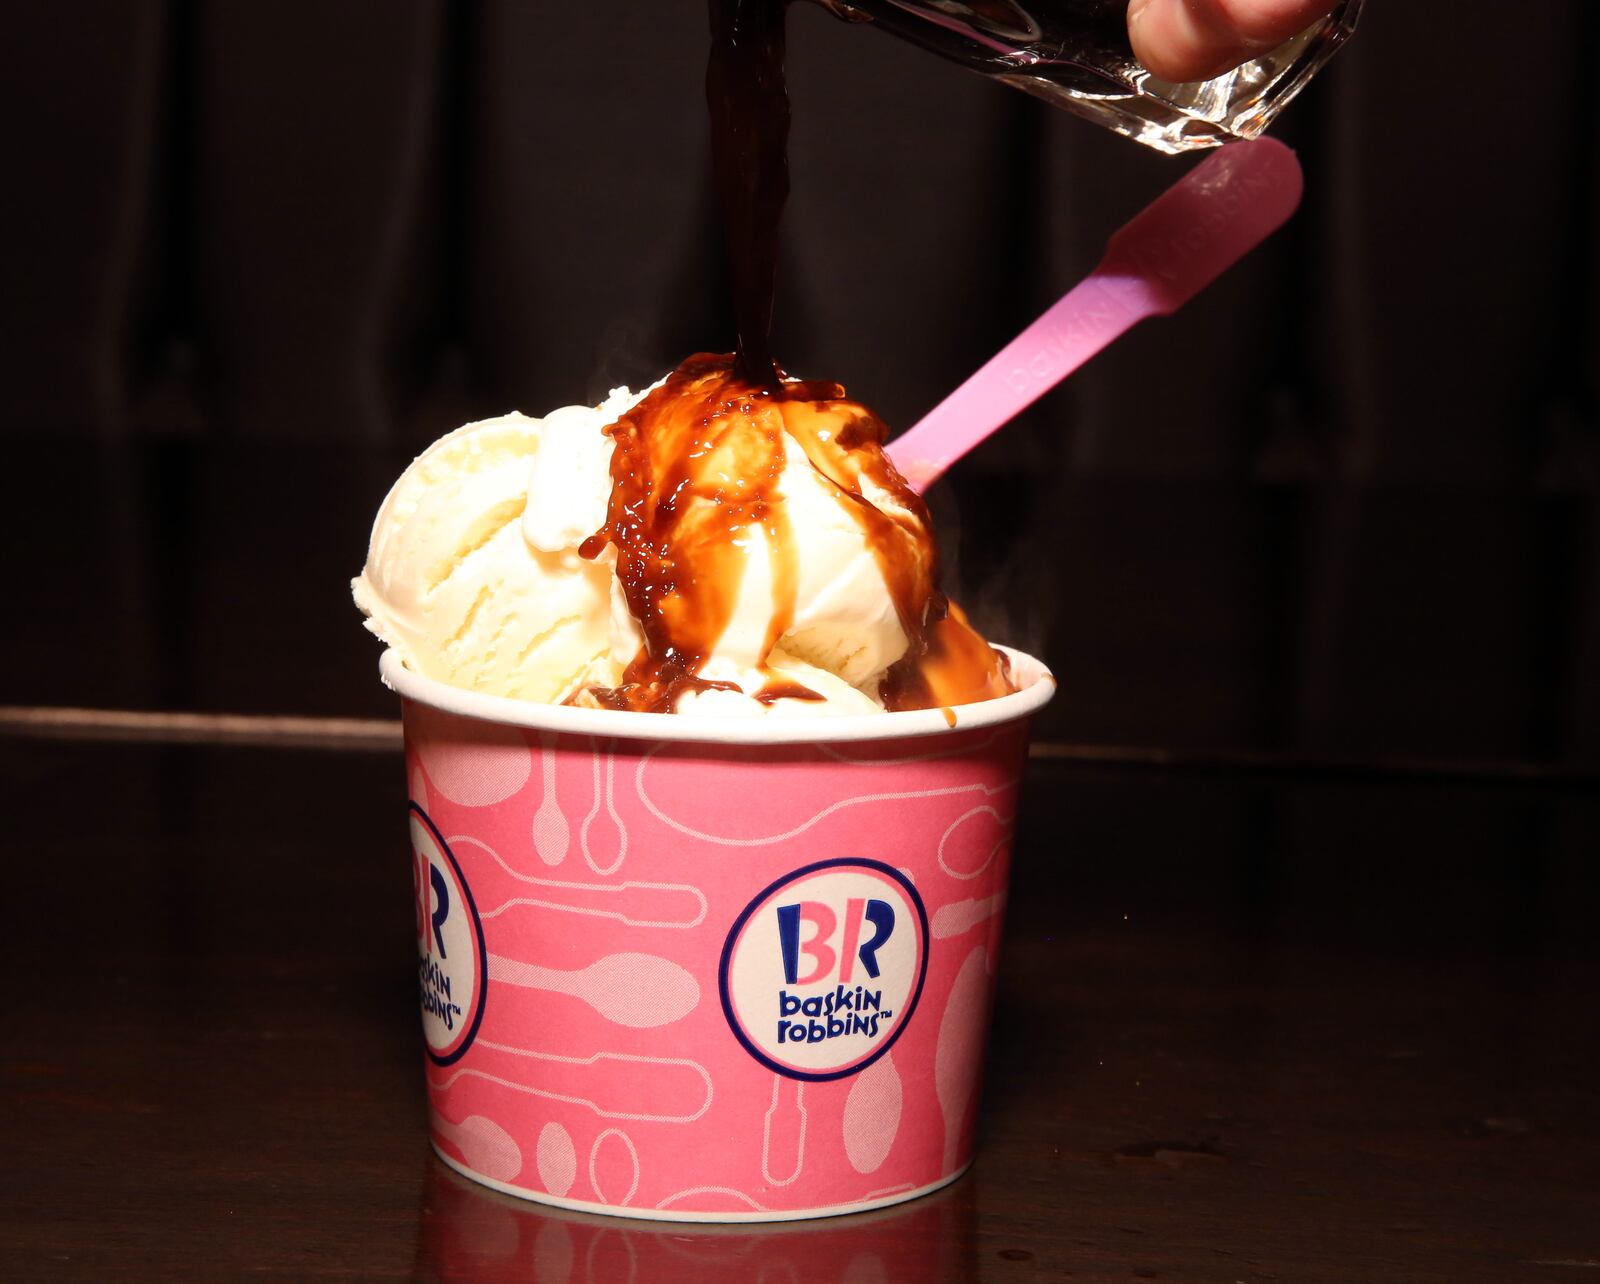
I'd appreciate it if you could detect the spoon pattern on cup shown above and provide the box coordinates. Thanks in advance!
[581,740,627,874]
[487,951,700,1028]
[531,731,569,866]
[432,1110,523,1183]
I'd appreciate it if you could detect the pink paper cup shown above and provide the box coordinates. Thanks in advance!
[381,646,1054,1222]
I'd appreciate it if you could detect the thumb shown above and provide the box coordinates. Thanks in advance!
[1127,0,1334,84]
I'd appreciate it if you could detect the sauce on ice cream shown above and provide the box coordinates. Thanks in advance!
[578,355,1013,712]
[575,0,1013,714]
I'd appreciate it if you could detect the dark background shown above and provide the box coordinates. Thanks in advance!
[3,0,1597,762]
[4,8,1600,1277]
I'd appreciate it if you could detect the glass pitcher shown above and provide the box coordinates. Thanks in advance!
[811,0,1362,153]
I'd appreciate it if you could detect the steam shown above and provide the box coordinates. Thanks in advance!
[927,477,1050,661]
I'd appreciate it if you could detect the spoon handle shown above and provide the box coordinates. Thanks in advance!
[885,138,1303,492]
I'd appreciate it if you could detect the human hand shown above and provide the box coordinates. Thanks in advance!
[1127,0,1343,83]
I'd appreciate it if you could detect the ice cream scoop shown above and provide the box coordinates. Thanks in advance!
[352,389,637,704]
[355,355,1012,715]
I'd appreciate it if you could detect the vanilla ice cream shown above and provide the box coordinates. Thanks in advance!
[351,387,629,702]
[355,354,1012,715]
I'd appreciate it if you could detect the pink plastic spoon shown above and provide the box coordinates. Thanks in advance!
[885,137,1304,491]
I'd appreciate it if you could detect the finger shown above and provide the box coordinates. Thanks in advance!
[1127,0,1335,84]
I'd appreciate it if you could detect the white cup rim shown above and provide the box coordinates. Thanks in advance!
[380,646,1055,745]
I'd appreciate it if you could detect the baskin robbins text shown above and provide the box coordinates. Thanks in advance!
[774,898,896,1047]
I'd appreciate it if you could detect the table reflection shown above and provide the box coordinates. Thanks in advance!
[415,1157,979,1283]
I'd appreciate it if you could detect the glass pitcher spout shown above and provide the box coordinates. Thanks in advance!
[810,0,1362,153]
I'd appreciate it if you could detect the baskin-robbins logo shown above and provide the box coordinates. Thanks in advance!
[409,804,488,1066]
[719,858,929,1081]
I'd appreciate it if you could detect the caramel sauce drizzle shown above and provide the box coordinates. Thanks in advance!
[707,0,789,387]
[570,0,1015,713]
[579,354,1014,713]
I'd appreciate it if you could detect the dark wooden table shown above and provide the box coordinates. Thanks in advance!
[4,731,1597,1282]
